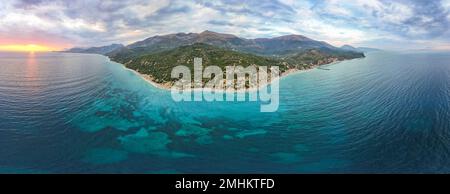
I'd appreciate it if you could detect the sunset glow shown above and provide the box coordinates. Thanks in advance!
[0,44,57,52]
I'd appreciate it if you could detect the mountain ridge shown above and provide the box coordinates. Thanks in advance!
[65,31,365,58]
[119,31,342,57]
[340,44,381,53]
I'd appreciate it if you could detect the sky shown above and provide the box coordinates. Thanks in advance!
[1,0,450,51]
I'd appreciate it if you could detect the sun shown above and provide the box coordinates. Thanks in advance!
[0,44,55,52]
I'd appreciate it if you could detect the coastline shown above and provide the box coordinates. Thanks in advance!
[109,57,353,93]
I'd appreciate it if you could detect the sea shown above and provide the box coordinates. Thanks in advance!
[0,51,449,173]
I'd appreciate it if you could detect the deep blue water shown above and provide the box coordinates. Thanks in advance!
[0,51,449,173]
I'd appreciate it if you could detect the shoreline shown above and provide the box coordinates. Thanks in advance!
[109,58,351,93]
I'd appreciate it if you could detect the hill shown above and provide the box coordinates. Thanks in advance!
[340,45,381,53]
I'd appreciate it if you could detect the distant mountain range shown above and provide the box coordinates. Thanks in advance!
[340,45,381,53]
[66,31,371,57]
[64,31,366,87]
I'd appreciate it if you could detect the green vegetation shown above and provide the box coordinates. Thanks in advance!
[110,43,364,85]
[112,43,284,84]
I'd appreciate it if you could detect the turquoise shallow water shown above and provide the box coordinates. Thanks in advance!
[0,51,449,173]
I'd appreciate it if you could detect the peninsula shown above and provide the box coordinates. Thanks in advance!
[66,31,365,90]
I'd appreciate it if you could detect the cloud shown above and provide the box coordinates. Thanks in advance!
[0,0,449,50]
